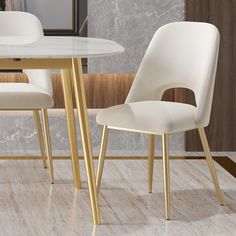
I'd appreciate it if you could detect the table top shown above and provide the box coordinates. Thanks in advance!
[0,36,124,59]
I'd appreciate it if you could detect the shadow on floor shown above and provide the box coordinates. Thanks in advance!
[99,187,236,224]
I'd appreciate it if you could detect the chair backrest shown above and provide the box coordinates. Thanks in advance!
[0,11,52,95]
[126,22,220,127]
[0,11,43,44]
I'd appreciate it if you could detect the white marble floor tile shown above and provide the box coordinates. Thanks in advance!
[0,156,235,236]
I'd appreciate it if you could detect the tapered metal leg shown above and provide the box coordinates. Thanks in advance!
[60,69,81,189]
[148,134,155,193]
[71,58,100,225]
[198,128,224,205]
[41,109,54,184]
[162,133,170,220]
[96,126,109,193]
[33,110,47,168]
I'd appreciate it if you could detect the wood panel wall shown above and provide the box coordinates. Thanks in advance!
[0,73,134,108]
[186,0,236,151]
[0,73,185,109]
[52,74,135,108]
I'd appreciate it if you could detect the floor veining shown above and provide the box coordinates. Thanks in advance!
[0,156,235,236]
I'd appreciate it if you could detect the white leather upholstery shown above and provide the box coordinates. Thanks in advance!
[97,101,197,134]
[23,70,53,96]
[0,83,53,109]
[0,11,43,44]
[97,22,220,134]
[0,11,53,109]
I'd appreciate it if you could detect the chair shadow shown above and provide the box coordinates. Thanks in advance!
[98,185,236,225]
[141,188,236,222]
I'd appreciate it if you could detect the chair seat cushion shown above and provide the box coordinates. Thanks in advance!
[96,101,198,134]
[0,83,54,109]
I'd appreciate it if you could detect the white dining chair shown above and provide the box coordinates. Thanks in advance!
[95,22,224,219]
[0,11,54,183]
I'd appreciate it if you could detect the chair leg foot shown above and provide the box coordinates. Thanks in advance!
[148,134,155,193]
[162,133,170,220]
[198,128,224,205]
[96,126,109,193]
[41,109,54,184]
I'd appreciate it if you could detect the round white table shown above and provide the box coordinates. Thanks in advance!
[0,36,124,225]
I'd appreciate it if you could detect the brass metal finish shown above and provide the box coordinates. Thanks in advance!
[96,126,109,193]
[41,109,54,184]
[0,56,100,225]
[198,128,224,205]
[33,110,47,168]
[108,126,161,136]
[0,59,72,70]
[148,134,155,193]
[71,58,100,224]
[162,133,170,220]
[60,69,81,189]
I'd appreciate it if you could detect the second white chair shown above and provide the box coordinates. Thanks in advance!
[0,11,54,183]
[95,22,224,219]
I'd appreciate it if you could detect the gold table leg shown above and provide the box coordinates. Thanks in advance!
[71,58,100,225]
[61,69,81,189]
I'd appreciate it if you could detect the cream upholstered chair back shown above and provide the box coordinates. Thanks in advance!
[126,22,220,128]
[0,11,52,95]
[0,11,43,43]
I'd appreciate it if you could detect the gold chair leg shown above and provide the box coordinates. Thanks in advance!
[96,126,109,193]
[198,128,224,205]
[162,133,170,220]
[33,110,47,168]
[60,69,81,189]
[71,58,100,225]
[148,134,155,193]
[41,109,54,184]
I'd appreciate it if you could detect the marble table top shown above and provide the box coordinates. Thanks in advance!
[0,36,125,59]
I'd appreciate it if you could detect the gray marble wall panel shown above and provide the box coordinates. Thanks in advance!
[88,0,185,73]
[88,0,186,152]
[0,110,185,156]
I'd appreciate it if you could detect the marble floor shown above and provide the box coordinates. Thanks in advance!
[0,156,235,236]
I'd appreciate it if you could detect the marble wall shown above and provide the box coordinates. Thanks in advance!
[88,0,185,73]
[0,110,185,156]
[88,0,186,152]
